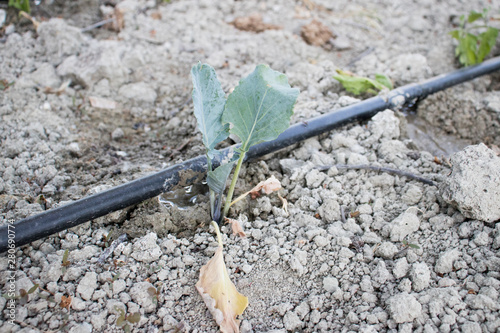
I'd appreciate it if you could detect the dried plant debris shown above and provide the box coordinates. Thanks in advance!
[300,19,335,47]
[196,223,248,332]
[225,217,246,238]
[230,13,281,33]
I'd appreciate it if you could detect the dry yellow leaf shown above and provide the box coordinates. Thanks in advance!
[196,223,248,333]
[225,217,246,238]
[231,175,282,207]
[250,175,281,195]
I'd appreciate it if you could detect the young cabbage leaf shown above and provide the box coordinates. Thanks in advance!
[191,63,232,222]
[222,65,299,152]
[221,65,299,218]
[191,62,229,159]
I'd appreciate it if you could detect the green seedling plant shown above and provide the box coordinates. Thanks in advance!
[115,307,141,333]
[8,0,30,13]
[191,63,299,223]
[191,63,299,331]
[61,249,71,274]
[333,69,393,95]
[449,9,499,66]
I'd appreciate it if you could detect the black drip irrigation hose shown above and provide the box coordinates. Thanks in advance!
[2,56,500,253]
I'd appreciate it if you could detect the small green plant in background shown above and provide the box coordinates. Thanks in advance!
[449,9,499,66]
[8,0,30,13]
[61,249,71,274]
[333,69,393,95]
[115,307,141,333]
[402,239,420,250]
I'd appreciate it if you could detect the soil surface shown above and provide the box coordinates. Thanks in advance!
[1,0,500,332]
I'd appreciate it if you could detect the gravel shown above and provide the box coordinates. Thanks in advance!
[1,0,500,332]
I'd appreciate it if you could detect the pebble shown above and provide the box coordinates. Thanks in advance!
[386,292,422,323]
[77,272,97,301]
[393,258,409,279]
[111,128,125,141]
[119,82,157,103]
[410,262,430,292]
[129,281,157,313]
[439,143,500,222]
[323,276,339,292]
[375,241,398,259]
[283,311,303,331]
[131,232,162,263]
[390,211,420,242]
[435,249,461,274]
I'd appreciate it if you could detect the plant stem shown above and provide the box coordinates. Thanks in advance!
[211,221,223,247]
[222,151,246,219]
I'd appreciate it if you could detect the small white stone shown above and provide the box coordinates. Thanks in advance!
[393,258,409,279]
[283,311,303,331]
[323,276,339,292]
[435,249,461,274]
[242,264,252,274]
[387,293,422,323]
[111,128,125,141]
[410,262,430,292]
[77,272,97,301]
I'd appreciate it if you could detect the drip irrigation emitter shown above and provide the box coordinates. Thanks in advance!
[2,56,500,253]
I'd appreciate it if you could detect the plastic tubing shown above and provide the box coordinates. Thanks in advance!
[1,56,500,253]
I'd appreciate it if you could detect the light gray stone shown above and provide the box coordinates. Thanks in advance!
[68,323,92,333]
[113,279,127,295]
[71,297,86,311]
[57,41,128,88]
[129,281,157,313]
[435,249,460,274]
[283,311,303,331]
[77,272,97,301]
[27,63,61,88]
[119,82,157,103]
[368,110,400,141]
[439,143,500,222]
[131,232,162,263]
[410,262,430,292]
[375,241,398,259]
[111,128,125,141]
[323,276,339,292]
[318,198,341,222]
[393,258,409,279]
[461,321,481,333]
[390,211,420,242]
[387,293,422,323]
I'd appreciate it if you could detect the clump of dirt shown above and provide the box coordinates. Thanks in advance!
[230,13,281,33]
[301,19,335,47]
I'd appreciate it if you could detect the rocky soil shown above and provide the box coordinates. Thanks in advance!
[1,0,500,332]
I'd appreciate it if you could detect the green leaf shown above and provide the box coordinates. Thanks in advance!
[222,64,299,152]
[449,30,460,40]
[333,70,388,95]
[8,0,30,13]
[467,11,483,23]
[28,284,39,294]
[127,312,141,324]
[374,73,393,90]
[191,63,229,157]
[62,249,69,263]
[456,33,478,66]
[116,316,125,327]
[477,27,499,63]
[408,244,420,249]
